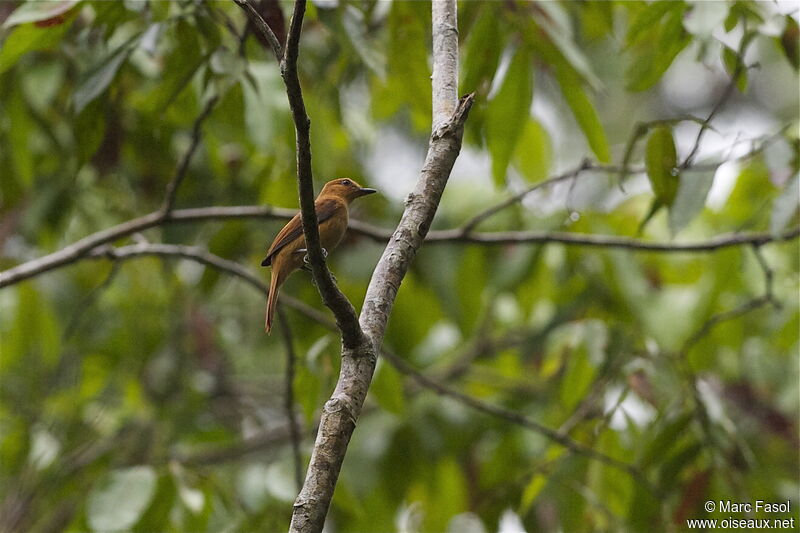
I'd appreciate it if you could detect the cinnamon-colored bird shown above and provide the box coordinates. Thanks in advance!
[262,178,377,333]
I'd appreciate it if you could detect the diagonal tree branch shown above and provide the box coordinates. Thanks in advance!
[379,348,656,495]
[280,0,365,350]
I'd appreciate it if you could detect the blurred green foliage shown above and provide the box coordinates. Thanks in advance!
[0,1,798,532]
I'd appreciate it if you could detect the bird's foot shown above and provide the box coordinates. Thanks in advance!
[297,247,328,267]
[296,248,335,283]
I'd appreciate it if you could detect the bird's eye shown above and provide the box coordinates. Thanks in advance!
[341,179,352,186]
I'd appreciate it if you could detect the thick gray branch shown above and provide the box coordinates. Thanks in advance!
[289,1,470,532]
[360,93,474,343]
[431,0,458,128]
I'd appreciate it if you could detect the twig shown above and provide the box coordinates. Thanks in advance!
[424,225,800,250]
[460,158,593,234]
[681,27,751,169]
[751,244,780,308]
[277,306,304,491]
[82,242,329,326]
[380,349,657,495]
[680,244,781,353]
[232,0,283,61]
[161,96,219,216]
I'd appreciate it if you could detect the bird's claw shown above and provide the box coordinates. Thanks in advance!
[297,247,328,267]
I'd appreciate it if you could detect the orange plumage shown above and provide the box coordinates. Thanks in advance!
[262,178,377,333]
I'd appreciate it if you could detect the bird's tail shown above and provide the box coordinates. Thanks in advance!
[265,270,281,334]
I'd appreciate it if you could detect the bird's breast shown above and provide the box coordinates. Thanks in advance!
[319,206,349,251]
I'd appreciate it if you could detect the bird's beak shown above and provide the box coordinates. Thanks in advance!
[358,187,378,196]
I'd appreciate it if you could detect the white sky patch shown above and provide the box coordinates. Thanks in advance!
[707,160,741,210]
[365,128,425,201]
[605,386,656,430]
[498,509,527,533]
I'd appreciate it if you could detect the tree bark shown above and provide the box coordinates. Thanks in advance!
[288,1,473,532]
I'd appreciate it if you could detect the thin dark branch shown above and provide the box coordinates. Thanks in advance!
[83,242,328,327]
[460,158,594,234]
[422,225,800,251]
[459,128,784,234]
[161,96,218,215]
[2,203,798,289]
[277,306,304,491]
[380,348,657,495]
[681,28,751,169]
[280,0,364,350]
[232,0,283,61]
[680,242,783,353]
[751,244,780,308]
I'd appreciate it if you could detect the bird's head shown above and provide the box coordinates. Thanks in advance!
[320,178,377,203]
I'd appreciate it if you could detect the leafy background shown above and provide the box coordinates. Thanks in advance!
[0,1,798,532]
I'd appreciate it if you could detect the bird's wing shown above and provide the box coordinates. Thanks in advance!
[261,198,343,267]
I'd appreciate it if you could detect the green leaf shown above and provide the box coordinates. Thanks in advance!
[722,156,778,227]
[88,466,157,531]
[341,5,385,79]
[461,3,504,95]
[536,1,603,91]
[0,17,73,74]
[1,283,60,374]
[555,65,610,162]
[74,99,107,165]
[74,40,136,113]
[770,173,799,236]
[455,247,489,332]
[626,4,690,91]
[559,346,596,411]
[668,167,715,235]
[723,7,738,32]
[2,0,80,28]
[141,20,207,113]
[579,1,615,41]
[639,412,693,468]
[547,321,606,411]
[645,126,679,206]
[8,87,34,187]
[513,118,551,183]
[625,1,680,47]
[780,15,799,71]
[486,46,533,186]
[722,45,748,92]
[658,442,702,489]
